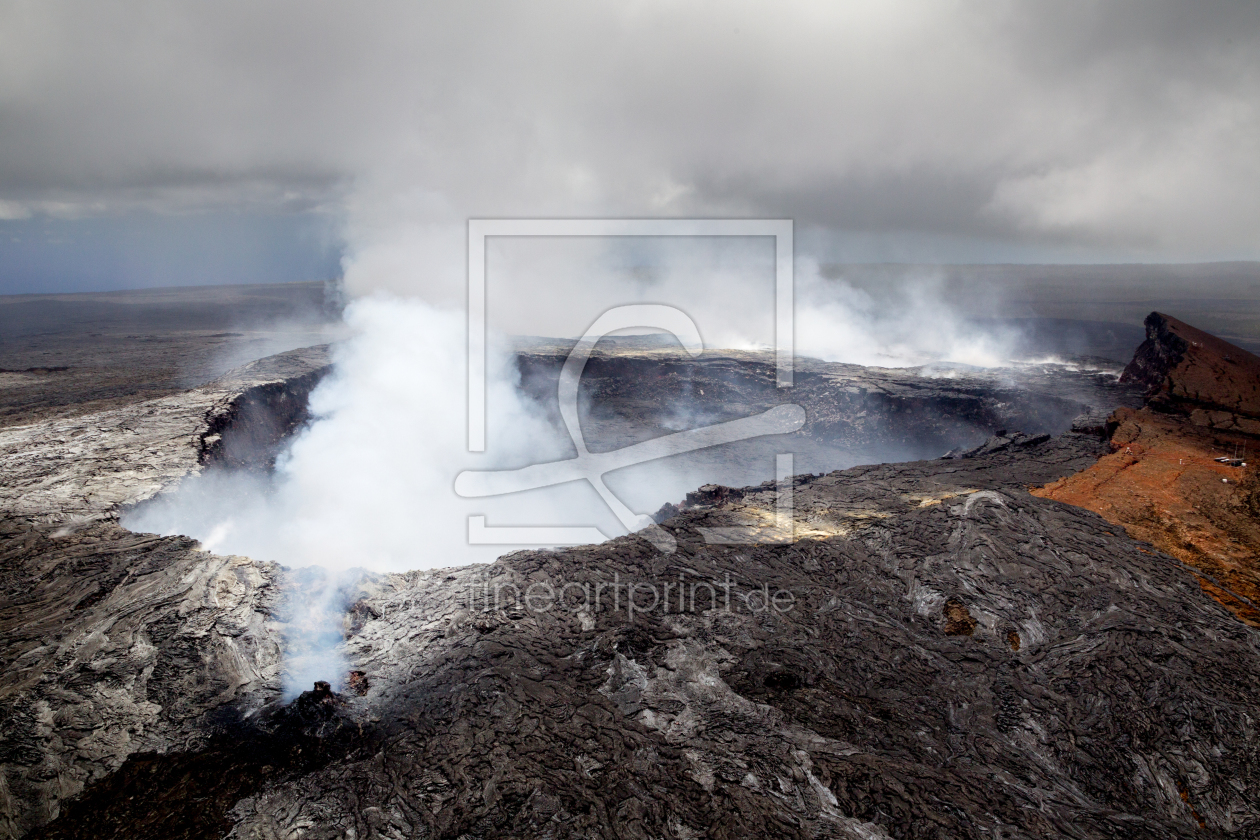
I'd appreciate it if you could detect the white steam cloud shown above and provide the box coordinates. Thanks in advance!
[128,294,593,570]
[126,229,1022,576]
[795,264,1021,368]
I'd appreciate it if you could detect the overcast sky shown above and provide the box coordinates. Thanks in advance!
[2,0,1259,294]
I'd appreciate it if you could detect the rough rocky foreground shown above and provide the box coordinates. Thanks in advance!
[2,338,1258,839]
[20,432,1260,840]
[0,347,331,838]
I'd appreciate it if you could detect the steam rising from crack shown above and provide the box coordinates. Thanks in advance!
[279,568,355,701]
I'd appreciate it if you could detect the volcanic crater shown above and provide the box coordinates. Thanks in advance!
[2,292,1259,840]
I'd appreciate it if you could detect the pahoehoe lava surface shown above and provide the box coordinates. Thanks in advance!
[1,311,1258,839]
[213,436,1260,840]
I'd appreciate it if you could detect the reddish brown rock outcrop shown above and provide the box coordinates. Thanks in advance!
[1037,312,1260,626]
[1122,311,1260,434]
[1035,407,1260,624]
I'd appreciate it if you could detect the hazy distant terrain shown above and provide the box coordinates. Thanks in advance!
[5,265,1256,427]
[0,281,341,427]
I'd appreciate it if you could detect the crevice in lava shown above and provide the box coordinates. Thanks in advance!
[197,366,331,472]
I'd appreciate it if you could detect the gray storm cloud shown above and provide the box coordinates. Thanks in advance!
[1,0,1258,265]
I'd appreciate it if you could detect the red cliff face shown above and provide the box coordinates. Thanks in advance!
[1038,312,1260,626]
[1121,311,1260,433]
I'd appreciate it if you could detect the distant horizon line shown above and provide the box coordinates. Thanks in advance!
[4,259,1260,300]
